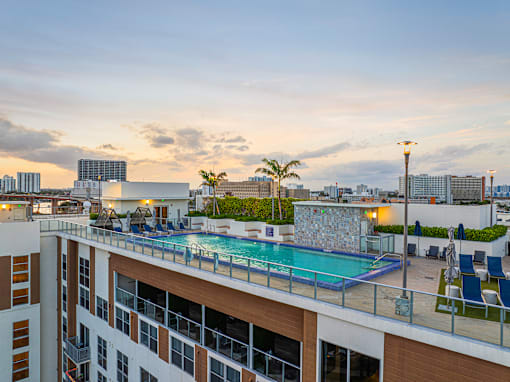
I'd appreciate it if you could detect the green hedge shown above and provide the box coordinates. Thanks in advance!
[204,196,301,220]
[374,224,507,242]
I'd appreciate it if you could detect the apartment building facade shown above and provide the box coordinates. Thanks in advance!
[216,181,284,199]
[16,172,41,194]
[77,159,127,182]
[451,176,485,202]
[2,175,16,193]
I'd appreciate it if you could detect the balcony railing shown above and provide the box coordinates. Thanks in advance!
[64,337,90,364]
[42,219,510,350]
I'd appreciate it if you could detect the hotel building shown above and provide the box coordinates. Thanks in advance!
[78,159,127,182]
[16,172,41,194]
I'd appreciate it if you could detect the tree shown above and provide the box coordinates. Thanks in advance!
[255,158,301,219]
[198,170,227,215]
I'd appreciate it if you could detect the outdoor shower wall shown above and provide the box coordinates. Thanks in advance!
[294,204,375,252]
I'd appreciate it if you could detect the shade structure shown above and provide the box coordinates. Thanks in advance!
[457,223,466,254]
[414,221,422,256]
[444,227,458,285]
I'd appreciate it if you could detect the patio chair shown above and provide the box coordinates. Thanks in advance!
[440,247,447,261]
[474,250,486,265]
[155,223,168,233]
[459,254,476,275]
[407,243,416,256]
[179,222,186,230]
[130,225,143,235]
[460,275,488,318]
[143,224,154,234]
[167,222,181,231]
[498,279,510,320]
[425,245,439,259]
[113,227,122,233]
[487,256,506,283]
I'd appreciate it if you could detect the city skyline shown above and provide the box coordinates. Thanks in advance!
[1,1,509,189]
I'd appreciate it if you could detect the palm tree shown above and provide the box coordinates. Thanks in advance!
[255,158,301,220]
[198,169,227,215]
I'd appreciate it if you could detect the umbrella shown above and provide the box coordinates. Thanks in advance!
[457,223,466,255]
[444,227,458,285]
[414,221,423,256]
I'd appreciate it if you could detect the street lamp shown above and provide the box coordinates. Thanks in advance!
[271,176,275,220]
[487,170,496,227]
[397,140,417,301]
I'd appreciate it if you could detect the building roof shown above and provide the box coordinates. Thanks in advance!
[0,201,31,205]
[292,201,390,208]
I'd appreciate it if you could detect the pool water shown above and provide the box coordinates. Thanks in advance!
[156,233,390,283]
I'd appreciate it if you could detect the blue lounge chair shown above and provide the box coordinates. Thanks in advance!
[167,222,180,231]
[461,275,488,318]
[487,256,506,283]
[179,222,186,230]
[155,223,167,233]
[498,279,510,320]
[143,224,154,233]
[459,254,476,275]
[131,225,143,235]
[425,246,439,259]
[113,227,122,233]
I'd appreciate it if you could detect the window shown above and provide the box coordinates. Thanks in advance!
[98,336,107,370]
[13,320,29,349]
[117,350,128,382]
[140,367,158,382]
[12,288,29,306]
[79,257,90,287]
[63,286,67,312]
[12,256,29,284]
[210,358,240,382]
[13,351,29,381]
[140,320,158,353]
[98,372,107,382]
[320,341,380,382]
[79,287,89,310]
[171,337,194,377]
[116,307,130,336]
[63,317,67,339]
[96,296,108,322]
[62,254,67,281]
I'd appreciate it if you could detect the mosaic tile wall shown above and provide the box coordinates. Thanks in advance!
[294,205,374,252]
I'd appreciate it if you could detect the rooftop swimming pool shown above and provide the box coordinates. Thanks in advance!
[153,233,399,286]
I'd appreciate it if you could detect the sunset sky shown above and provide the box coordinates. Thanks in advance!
[1,1,509,190]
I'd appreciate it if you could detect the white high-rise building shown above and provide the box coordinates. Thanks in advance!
[323,185,339,199]
[399,174,452,203]
[77,159,127,181]
[2,175,16,193]
[16,172,40,193]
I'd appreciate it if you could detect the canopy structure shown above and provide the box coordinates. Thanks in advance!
[129,207,152,229]
[91,208,122,231]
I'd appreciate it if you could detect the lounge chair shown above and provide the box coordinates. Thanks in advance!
[474,250,486,265]
[131,225,145,235]
[113,227,122,233]
[425,246,439,259]
[179,222,186,230]
[487,256,506,283]
[461,275,488,318]
[155,223,168,234]
[167,222,180,231]
[498,279,510,320]
[459,254,476,275]
[143,224,154,233]
[407,243,416,256]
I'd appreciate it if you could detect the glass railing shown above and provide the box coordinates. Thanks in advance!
[42,219,510,350]
[168,311,202,343]
[204,327,249,367]
[253,348,300,382]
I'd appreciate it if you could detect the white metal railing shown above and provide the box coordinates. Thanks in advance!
[64,336,90,364]
[43,219,510,350]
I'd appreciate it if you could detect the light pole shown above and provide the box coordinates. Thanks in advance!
[271,177,275,220]
[487,170,496,227]
[98,175,102,213]
[398,140,417,298]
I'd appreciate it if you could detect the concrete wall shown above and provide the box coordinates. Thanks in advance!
[395,234,508,258]
[378,203,497,229]
[105,199,189,221]
[102,181,189,199]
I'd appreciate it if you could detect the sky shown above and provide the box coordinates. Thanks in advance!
[1,1,509,190]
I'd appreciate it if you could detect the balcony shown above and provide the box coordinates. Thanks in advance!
[64,337,90,364]
[65,368,86,382]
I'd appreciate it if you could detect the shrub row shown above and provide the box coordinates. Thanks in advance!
[374,224,508,242]
[203,196,301,220]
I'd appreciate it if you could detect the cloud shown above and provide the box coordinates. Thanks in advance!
[505,120,510,125]
[310,160,401,186]
[0,117,127,170]
[297,142,350,160]
[97,144,118,150]
[138,123,175,148]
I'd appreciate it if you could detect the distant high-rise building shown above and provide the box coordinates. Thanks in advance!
[287,183,304,190]
[451,176,485,202]
[16,172,40,193]
[1,175,16,193]
[248,175,272,182]
[356,184,368,194]
[324,185,339,199]
[77,159,127,181]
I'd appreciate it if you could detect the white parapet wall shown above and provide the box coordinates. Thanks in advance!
[378,203,497,230]
[393,233,507,258]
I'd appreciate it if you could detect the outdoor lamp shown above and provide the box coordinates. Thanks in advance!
[397,140,417,155]
[487,169,496,176]
[1,204,6,209]
[108,204,112,208]
[372,212,377,219]
[145,200,150,206]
